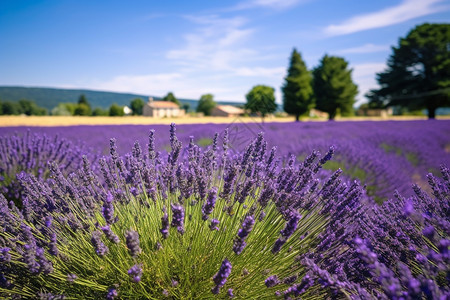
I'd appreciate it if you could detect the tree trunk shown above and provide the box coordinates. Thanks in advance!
[295,114,300,122]
[427,107,436,119]
[328,110,336,121]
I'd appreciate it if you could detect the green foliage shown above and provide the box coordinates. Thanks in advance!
[130,98,145,115]
[109,103,125,116]
[196,94,216,116]
[282,49,314,122]
[18,99,47,115]
[245,85,277,118]
[313,55,358,120]
[75,94,92,116]
[0,99,47,115]
[197,138,213,147]
[92,107,109,116]
[368,23,450,119]
[74,103,92,116]
[162,92,181,107]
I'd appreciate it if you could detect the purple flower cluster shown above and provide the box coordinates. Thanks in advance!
[212,259,232,294]
[233,215,255,254]
[125,230,141,257]
[127,264,143,283]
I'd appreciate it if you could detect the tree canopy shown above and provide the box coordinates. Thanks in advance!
[282,49,314,121]
[130,98,145,115]
[75,94,92,116]
[245,85,277,118]
[162,92,181,107]
[196,94,216,116]
[109,103,124,116]
[313,55,358,120]
[367,23,450,119]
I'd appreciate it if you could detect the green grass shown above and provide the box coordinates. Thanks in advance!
[196,138,213,147]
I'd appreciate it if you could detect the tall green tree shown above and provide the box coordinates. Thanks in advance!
[245,85,277,119]
[162,92,181,107]
[282,49,314,121]
[130,98,145,115]
[367,23,450,119]
[196,94,216,116]
[313,55,358,120]
[75,94,92,116]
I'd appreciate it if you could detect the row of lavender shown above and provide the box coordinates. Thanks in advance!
[0,122,449,299]
[2,120,449,202]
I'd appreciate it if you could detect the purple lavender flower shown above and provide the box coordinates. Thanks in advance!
[171,204,185,234]
[265,275,280,287]
[210,219,220,231]
[271,238,286,254]
[102,192,116,225]
[202,187,218,220]
[280,213,301,239]
[36,247,53,274]
[212,259,232,294]
[237,215,255,240]
[232,238,247,255]
[101,225,120,244]
[106,287,118,300]
[160,211,169,239]
[67,274,77,283]
[227,288,234,298]
[125,230,141,257]
[127,264,143,283]
[91,231,109,257]
[0,247,11,262]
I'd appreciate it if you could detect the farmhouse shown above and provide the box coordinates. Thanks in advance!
[211,105,244,117]
[356,107,393,118]
[143,97,185,118]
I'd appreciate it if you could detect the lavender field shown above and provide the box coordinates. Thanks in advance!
[0,120,449,299]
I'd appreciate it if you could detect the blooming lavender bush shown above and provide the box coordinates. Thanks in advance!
[0,130,96,206]
[0,124,448,299]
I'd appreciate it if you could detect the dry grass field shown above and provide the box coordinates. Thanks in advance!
[0,115,447,127]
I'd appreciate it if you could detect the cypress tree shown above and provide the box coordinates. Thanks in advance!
[313,55,358,120]
[282,49,314,122]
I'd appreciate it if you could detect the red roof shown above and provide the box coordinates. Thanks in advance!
[148,101,180,108]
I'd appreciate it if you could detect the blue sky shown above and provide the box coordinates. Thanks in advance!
[1,0,449,106]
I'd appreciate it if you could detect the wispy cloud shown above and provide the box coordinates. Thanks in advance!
[166,15,256,71]
[337,43,389,54]
[324,0,447,36]
[351,63,387,104]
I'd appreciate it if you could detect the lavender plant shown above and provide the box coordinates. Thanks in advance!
[0,130,96,206]
[0,124,353,299]
[0,124,448,299]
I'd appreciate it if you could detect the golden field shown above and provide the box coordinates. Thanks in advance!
[0,115,447,127]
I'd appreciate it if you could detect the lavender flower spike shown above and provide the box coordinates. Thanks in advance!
[212,258,232,294]
[171,203,185,234]
[125,230,141,257]
[102,192,116,225]
[128,264,143,283]
[237,215,255,239]
[265,275,280,287]
[202,187,218,220]
[91,231,109,257]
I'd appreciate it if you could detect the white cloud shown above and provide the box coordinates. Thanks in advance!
[337,43,389,54]
[93,73,184,96]
[324,0,447,36]
[166,15,256,71]
[351,63,387,105]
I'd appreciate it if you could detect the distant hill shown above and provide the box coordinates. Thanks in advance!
[0,86,245,112]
